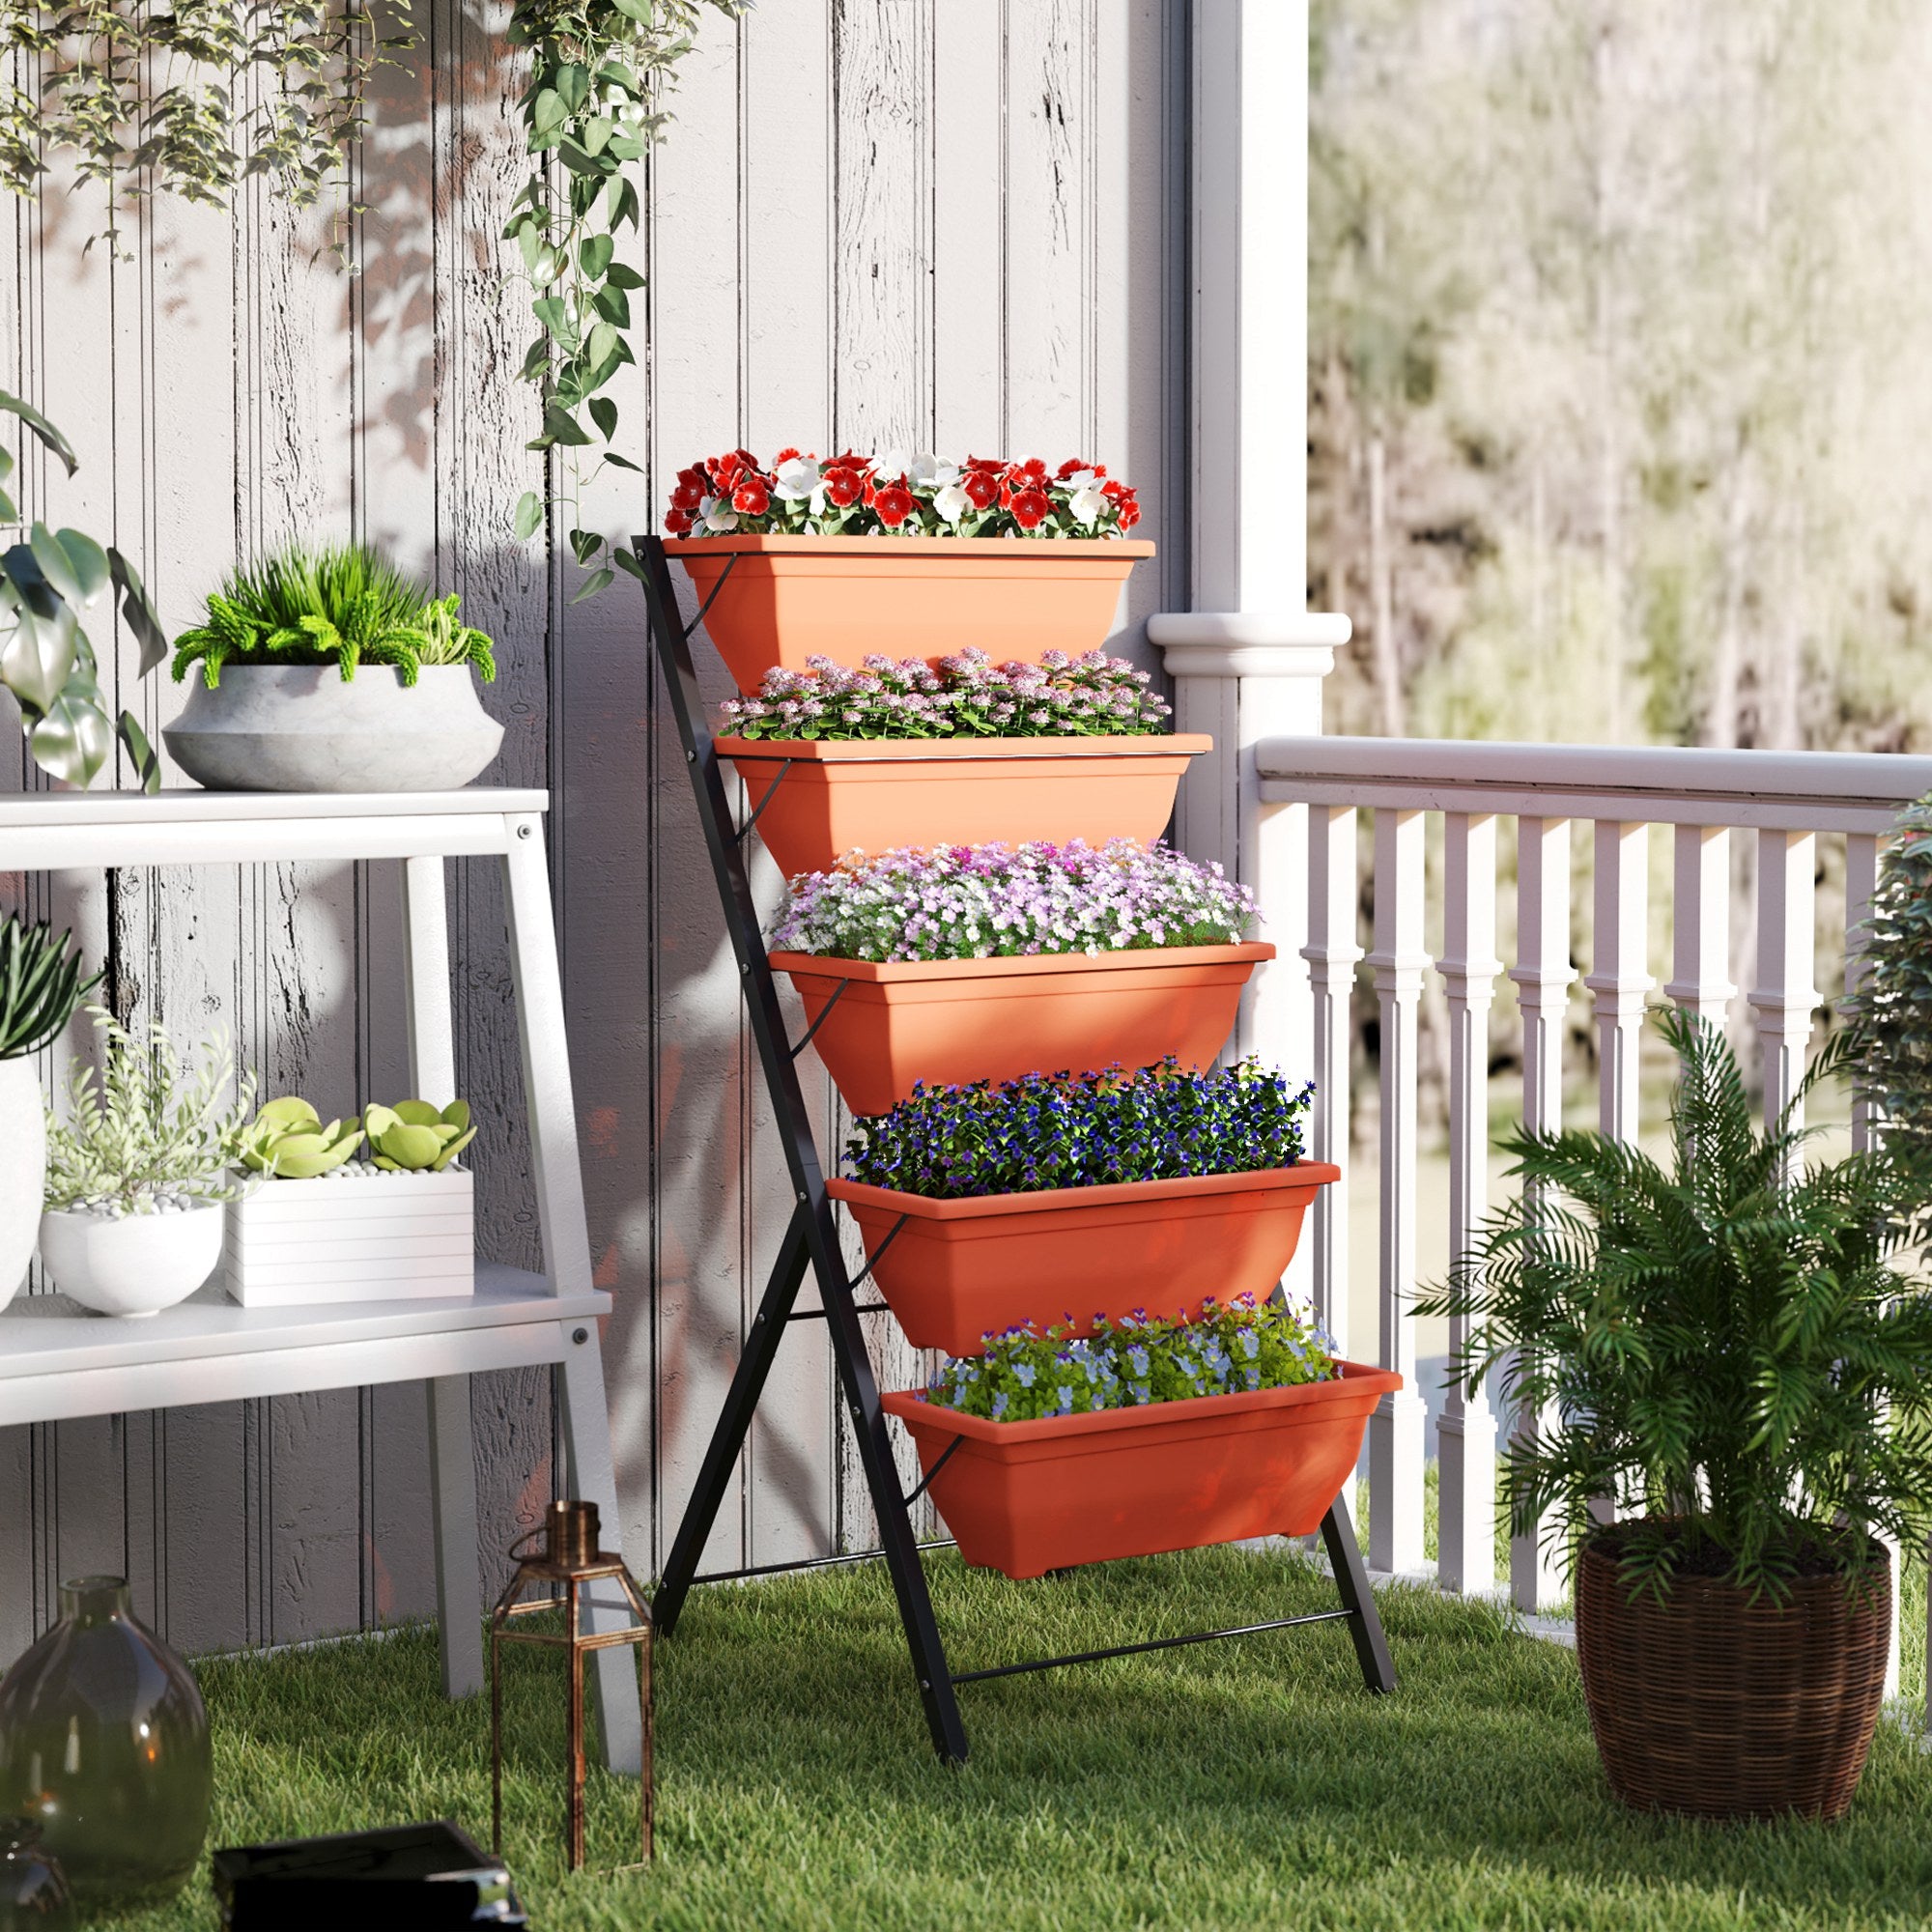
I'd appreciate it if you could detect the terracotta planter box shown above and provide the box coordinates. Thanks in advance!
[667,534,1156,691]
[719,733,1211,878]
[769,941,1273,1117]
[224,1170,474,1307]
[828,1163,1340,1353]
[882,1361,1401,1578]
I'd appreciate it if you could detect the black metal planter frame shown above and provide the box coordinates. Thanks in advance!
[634,534,1397,1765]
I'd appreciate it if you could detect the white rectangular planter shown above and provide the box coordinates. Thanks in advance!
[225,1170,475,1307]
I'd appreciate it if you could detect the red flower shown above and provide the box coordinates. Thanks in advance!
[665,506,695,536]
[824,465,864,508]
[774,445,803,465]
[872,482,917,527]
[1114,491,1141,531]
[670,466,707,513]
[1055,458,1093,481]
[1015,457,1049,484]
[732,477,772,516]
[1010,488,1051,530]
[962,469,999,510]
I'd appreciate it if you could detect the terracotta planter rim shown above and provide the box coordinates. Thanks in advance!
[770,940,1274,984]
[717,732,1212,765]
[666,533,1157,558]
[829,1161,1341,1224]
[883,1358,1400,1446]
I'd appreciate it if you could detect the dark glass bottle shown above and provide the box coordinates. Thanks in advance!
[0,1577,212,1908]
[0,1817,73,1928]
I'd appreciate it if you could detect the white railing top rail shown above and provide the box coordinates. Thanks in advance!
[1258,736,1932,835]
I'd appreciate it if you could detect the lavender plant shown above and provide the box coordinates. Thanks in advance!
[718,648,1172,741]
[770,838,1257,961]
[916,1296,1338,1423]
[844,1059,1312,1199]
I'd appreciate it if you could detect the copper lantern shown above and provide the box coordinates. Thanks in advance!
[489,1499,653,1872]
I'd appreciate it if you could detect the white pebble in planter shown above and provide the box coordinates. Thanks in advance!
[40,1198,225,1318]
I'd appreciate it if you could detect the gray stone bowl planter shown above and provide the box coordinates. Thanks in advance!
[164,666,503,793]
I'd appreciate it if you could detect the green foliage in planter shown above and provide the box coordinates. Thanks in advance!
[0,393,165,788]
[0,6,416,258]
[170,544,497,689]
[43,1009,256,1213]
[1417,1007,1932,1603]
[503,0,740,601]
[0,915,98,1062]
[918,1296,1338,1424]
[239,1098,365,1179]
[363,1099,474,1172]
[1848,792,1932,1170]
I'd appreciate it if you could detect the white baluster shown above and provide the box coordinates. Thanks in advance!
[1663,824,1736,1027]
[1365,808,1429,1577]
[1302,805,1361,1355]
[1437,811,1500,1594]
[1585,821,1652,1142]
[1508,816,1574,1612]
[1750,830,1819,1151]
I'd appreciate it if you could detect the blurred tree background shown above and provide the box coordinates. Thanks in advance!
[1310,0,1932,755]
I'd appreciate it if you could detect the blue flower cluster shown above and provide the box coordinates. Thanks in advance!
[843,1056,1314,1199]
[919,1295,1339,1423]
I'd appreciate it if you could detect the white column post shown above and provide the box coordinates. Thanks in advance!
[1437,812,1500,1594]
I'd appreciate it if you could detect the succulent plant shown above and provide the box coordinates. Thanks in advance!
[238,1096,365,1178]
[0,914,99,1061]
[364,1099,475,1173]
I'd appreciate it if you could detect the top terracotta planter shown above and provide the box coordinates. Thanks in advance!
[666,534,1157,692]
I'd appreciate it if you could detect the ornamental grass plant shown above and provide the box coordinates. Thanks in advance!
[718,648,1172,740]
[843,1059,1312,1199]
[916,1296,1338,1423]
[770,838,1256,961]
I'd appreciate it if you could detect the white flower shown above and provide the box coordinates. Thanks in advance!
[774,454,823,503]
[1061,468,1102,494]
[701,497,739,533]
[871,447,912,481]
[908,453,960,489]
[1067,482,1109,526]
[932,480,970,525]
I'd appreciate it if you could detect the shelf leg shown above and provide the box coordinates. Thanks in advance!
[1321,1492,1397,1694]
[427,1374,484,1698]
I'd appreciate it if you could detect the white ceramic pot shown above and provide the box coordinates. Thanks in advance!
[0,1057,46,1313]
[38,1201,224,1318]
[163,664,504,793]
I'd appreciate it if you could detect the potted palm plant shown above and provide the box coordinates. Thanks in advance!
[164,544,500,792]
[1420,1008,1932,1822]
[0,916,97,1310]
[768,838,1270,1116]
[660,448,1152,689]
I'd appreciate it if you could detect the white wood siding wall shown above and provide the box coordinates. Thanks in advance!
[0,0,1191,1656]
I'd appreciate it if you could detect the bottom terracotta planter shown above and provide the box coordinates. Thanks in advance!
[882,1361,1400,1579]
[828,1164,1340,1353]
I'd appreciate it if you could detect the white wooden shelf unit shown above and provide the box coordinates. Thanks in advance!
[0,788,641,1774]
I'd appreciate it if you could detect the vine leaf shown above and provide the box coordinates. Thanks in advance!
[514,492,545,542]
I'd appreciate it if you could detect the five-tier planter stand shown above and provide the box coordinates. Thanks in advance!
[635,533,1395,1765]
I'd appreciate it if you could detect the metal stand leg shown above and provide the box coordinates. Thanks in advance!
[426,1374,484,1697]
[1321,1492,1397,1693]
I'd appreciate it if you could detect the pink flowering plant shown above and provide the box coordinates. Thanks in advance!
[843,1059,1313,1200]
[719,649,1171,742]
[916,1297,1338,1423]
[665,447,1141,539]
[769,838,1257,962]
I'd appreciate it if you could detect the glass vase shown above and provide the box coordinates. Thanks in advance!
[0,1577,212,1908]
[0,1817,73,1928]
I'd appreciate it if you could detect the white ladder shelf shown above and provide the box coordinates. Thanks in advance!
[0,788,640,1773]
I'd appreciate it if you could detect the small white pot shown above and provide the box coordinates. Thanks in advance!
[163,664,504,793]
[39,1201,225,1318]
[0,1057,46,1312]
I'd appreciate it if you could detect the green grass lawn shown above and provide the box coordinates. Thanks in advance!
[109,1544,1932,1932]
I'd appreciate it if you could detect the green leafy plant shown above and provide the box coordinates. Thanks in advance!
[1848,792,1932,1170]
[43,1009,256,1215]
[363,1099,475,1172]
[1,392,165,788]
[503,0,740,600]
[1417,1008,1932,1603]
[0,916,98,1062]
[170,544,497,689]
[238,1097,365,1178]
[916,1295,1338,1424]
[0,6,416,258]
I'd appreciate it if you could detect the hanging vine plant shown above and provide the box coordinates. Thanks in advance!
[504,0,738,602]
[0,5,416,257]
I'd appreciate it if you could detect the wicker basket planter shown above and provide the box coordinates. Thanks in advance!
[882,1361,1400,1579]
[1575,1530,1891,1822]
[717,733,1210,879]
[768,941,1272,1117]
[668,534,1155,690]
[827,1163,1339,1354]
